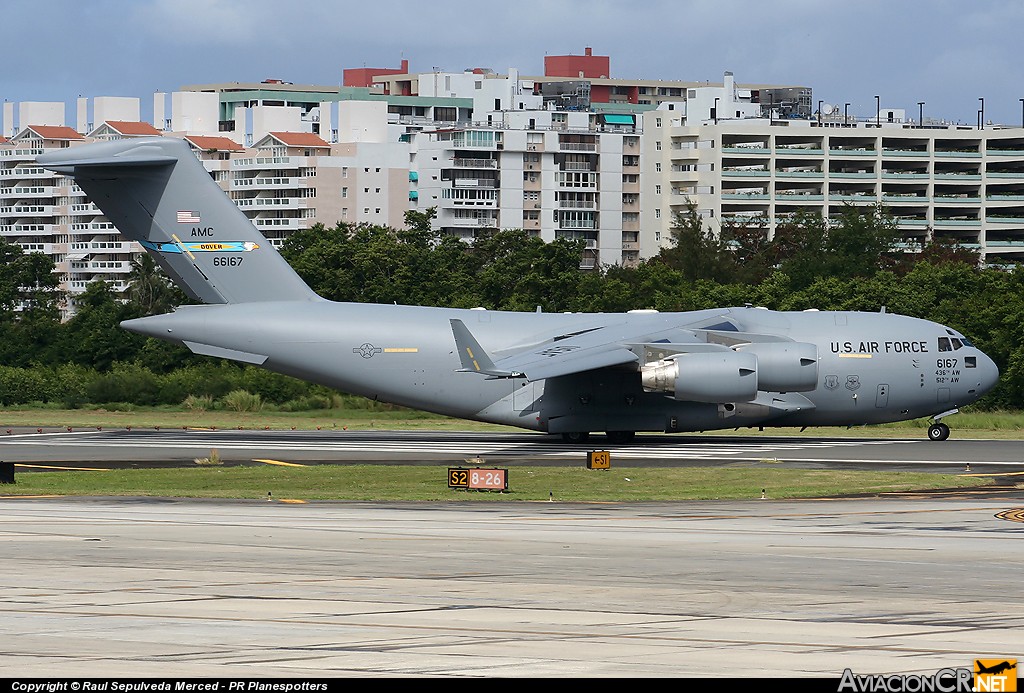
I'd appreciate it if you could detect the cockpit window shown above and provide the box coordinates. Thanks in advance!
[961,337,974,347]
[938,337,952,352]
[951,338,963,350]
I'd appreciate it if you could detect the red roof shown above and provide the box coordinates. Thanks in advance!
[0,136,7,144]
[186,135,244,151]
[105,121,162,136]
[269,131,330,148]
[27,125,84,140]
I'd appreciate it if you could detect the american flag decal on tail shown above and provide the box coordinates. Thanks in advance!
[176,210,200,223]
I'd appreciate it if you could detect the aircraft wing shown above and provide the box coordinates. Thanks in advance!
[451,318,734,381]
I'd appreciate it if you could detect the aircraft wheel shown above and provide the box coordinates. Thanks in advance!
[561,431,590,444]
[606,430,636,444]
[927,423,950,441]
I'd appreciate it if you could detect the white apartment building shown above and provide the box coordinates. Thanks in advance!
[642,99,1024,265]
[187,72,647,267]
[413,106,641,267]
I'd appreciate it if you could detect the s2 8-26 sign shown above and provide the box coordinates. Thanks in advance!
[448,467,508,491]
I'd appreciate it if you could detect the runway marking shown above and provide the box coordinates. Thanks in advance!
[0,495,64,499]
[962,470,1024,477]
[995,508,1024,523]
[254,459,307,467]
[0,430,109,439]
[278,499,308,504]
[14,464,110,471]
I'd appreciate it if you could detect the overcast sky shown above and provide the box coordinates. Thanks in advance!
[6,0,1024,127]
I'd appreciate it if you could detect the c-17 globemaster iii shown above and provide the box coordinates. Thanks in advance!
[38,138,999,443]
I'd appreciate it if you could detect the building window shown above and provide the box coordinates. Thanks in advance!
[656,185,662,194]
[655,162,661,172]
[656,141,662,150]
[655,209,661,219]
[341,187,348,198]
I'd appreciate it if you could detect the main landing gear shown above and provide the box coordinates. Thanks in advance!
[561,432,590,443]
[560,431,636,444]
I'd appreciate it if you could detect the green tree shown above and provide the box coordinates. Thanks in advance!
[656,201,737,282]
[127,253,186,315]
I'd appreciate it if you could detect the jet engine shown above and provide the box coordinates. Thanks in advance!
[736,341,819,392]
[640,351,758,403]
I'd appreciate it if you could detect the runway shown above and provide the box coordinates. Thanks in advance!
[2,429,1022,678]
[0,495,1022,678]
[1,428,1022,473]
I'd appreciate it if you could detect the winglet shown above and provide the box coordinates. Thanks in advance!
[450,319,518,377]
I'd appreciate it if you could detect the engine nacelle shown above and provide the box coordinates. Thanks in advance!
[736,341,819,392]
[641,351,758,403]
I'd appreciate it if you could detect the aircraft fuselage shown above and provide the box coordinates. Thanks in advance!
[123,302,999,436]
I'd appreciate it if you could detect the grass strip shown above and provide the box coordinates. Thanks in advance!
[2,465,990,502]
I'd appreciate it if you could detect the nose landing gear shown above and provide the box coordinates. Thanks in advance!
[927,408,958,441]
[927,422,950,441]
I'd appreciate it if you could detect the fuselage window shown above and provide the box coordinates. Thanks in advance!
[938,337,952,351]
[964,356,977,368]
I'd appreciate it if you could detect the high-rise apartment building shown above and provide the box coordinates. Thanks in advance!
[641,97,1024,266]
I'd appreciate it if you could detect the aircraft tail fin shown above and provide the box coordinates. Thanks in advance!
[37,137,319,305]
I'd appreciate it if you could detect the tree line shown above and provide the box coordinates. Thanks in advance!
[1,204,1021,409]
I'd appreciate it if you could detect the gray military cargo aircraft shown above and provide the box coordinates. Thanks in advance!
[38,138,1000,442]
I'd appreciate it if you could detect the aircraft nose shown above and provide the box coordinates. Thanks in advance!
[976,352,1000,396]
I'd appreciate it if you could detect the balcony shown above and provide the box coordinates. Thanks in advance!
[453,178,497,188]
[9,186,57,197]
[70,241,135,253]
[0,205,54,216]
[450,216,497,227]
[934,173,981,181]
[69,260,133,273]
[253,217,306,231]
[233,177,302,188]
[71,222,117,232]
[236,197,304,209]
[556,199,596,209]
[828,148,876,156]
[0,167,47,178]
[557,219,597,230]
[828,194,877,202]
[70,203,102,215]
[722,169,769,177]
[775,170,823,178]
[452,158,497,168]
[0,148,45,160]
[232,156,303,170]
[0,223,55,236]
